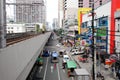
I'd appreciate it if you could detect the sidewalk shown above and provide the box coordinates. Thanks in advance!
[73,55,115,80]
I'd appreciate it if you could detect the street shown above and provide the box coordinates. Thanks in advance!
[33,34,74,80]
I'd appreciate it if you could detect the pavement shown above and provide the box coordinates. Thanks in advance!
[63,46,116,80]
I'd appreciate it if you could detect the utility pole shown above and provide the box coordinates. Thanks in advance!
[91,0,96,80]
[0,0,6,48]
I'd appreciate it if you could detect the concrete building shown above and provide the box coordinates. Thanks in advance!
[15,0,46,24]
[115,10,120,54]
[58,0,63,28]
[52,18,59,30]
[62,0,78,28]
[6,23,26,33]
[78,0,110,8]
[81,0,120,54]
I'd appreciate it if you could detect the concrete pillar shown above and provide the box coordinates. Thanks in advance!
[0,0,6,48]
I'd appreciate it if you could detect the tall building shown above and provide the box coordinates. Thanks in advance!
[52,18,58,30]
[78,0,110,8]
[15,0,46,24]
[58,0,63,28]
[63,0,78,28]
[58,0,111,29]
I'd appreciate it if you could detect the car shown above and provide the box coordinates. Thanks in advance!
[62,55,70,68]
[63,55,70,63]
[70,48,78,52]
[71,50,85,55]
[42,50,50,57]
[51,51,59,63]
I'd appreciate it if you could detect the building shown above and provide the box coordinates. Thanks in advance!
[6,23,26,33]
[115,10,120,54]
[58,0,63,28]
[6,23,44,34]
[78,0,110,8]
[81,0,120,54]
[62,0,78,28]
[15,0,46,24]
[52,18,59,30]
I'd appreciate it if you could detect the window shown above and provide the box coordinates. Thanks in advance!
[89,3,92,7]
[11,31,14,33]
[78,0,83,2]
[11,27,13,29]
[100,0,102,5]
[78,2,83,8]
[89,0,93,2]
[8,31,10,33]
[8,27,10,29]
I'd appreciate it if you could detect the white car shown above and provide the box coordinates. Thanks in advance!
[63,55,70,63]
[70,48,78,52]
[71,50,85,55]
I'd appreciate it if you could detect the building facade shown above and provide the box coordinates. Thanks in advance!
[52,18,59,30]
[115,10,120,54]
[78,0,110,8]
[62,0,78,28]
[81,0,120,54]
[58,0,63,28]
[15,0,46,24]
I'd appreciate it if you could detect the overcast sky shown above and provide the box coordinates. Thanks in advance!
[46,0,58,24]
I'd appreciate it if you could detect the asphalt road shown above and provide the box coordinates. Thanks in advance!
[33,34,73,80]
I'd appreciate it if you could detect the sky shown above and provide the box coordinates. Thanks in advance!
[46,0,58,24]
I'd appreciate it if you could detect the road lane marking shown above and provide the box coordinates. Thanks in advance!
[57,63,60,80]
[63,69,65,73]
[51,66,53,72]
[39,66,43,73]
[72,77,74,80]
[43,57,48,80]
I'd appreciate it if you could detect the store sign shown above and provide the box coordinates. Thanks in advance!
[99,16,108,26]
[97,27,107,36]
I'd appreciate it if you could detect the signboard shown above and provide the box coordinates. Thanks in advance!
[97,27,107,36]
[99,16,108,26]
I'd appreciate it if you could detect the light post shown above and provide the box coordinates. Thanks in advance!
[91,0,97,80]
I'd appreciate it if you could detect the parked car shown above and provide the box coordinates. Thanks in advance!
[70,48,78,52]
[71,50,85,55]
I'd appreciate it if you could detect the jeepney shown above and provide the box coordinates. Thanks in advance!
[74,69,90,80]
[66,60,77,77]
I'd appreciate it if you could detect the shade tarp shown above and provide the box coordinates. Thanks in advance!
[66,60,77,69]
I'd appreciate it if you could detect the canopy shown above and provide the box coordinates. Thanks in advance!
[52,52,58,57]
[66,60,77,69]
[74,69,90,76]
